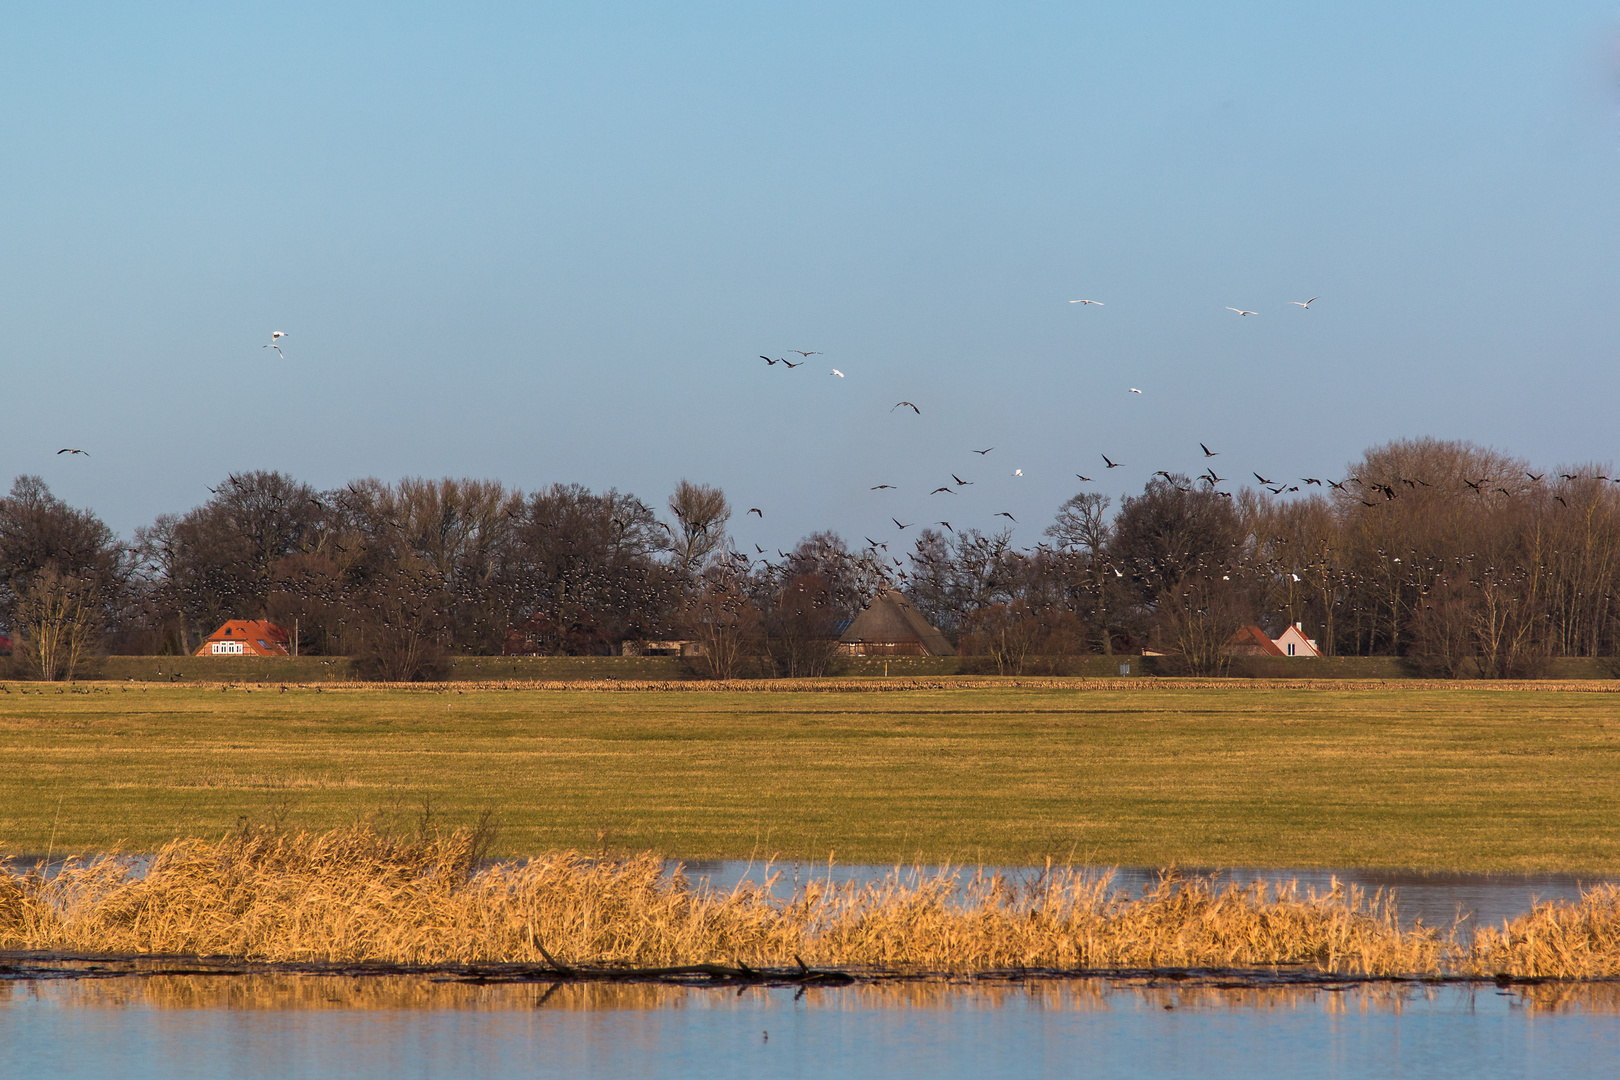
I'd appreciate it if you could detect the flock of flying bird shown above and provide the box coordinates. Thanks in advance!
[746,296,1339,560]
[52,312,1615,572]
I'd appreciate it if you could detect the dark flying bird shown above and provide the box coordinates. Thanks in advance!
[870,484,896,490]
[892,518,912,530]
[760,355,780,366]
[972,447,994,455]
[1102,454,1122,469]
[781,359,803,368]
[930,486,954,495]
[893,401,920,414]
[791,350,821,356]
[952,474,971,486]
[936,522,952,531]
[57,448,89,456]
[995,512,1017,522]
[1200,443,1218,457]
[1075,474,1093,482]
[747,508,763,517]
[1254,472,1274,485]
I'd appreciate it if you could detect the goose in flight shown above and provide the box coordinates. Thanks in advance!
[892,518,912,530]
[56,448,89,456]
[1075,474,1093,482]
[1200,443,1218,457]
[951,474,971,486]
[1069,299,1104,305]
[760,355,781,366]
[791,350,821,356]
[1226,307,1257,316]
[780,358,803,368]
[972,447,994,455]
[1102,454,1122,469]
[1289,297,1320,309]
[892,401,920,414]
[870,484,896,490]
[995,512,1018,522]
[747,508,763,517]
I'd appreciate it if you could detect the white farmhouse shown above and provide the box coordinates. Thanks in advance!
[1273,622,1321,658]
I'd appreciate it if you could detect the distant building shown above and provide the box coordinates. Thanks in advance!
[1274,623,1321,657]
[620,640,706,657]
[196,619,291,657]
[838,591,955,656]
[1226,625,1286,657]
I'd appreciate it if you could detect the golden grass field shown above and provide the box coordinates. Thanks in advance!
[2,678,1618,873]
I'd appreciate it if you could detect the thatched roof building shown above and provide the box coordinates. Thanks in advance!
[838,590,954,656]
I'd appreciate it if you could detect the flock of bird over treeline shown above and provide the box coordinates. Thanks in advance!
[2,433,1619,680]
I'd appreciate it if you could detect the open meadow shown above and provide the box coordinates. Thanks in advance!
[1,680,1618,873]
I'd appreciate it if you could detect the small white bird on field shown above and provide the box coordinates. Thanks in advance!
[831,369,844,378]
[1069,299,1104,305]
[1289,297,1320,309]
[1226,307,1257,316]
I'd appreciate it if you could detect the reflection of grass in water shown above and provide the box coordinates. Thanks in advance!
[5,824,1618,978]
[15,975,1620,1016]
[3,682,1619,872]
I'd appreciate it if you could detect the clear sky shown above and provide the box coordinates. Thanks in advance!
[4,2,1618,552]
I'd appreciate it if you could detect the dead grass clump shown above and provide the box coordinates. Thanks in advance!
[1467,884,1620,978]
[5,828,1612,977]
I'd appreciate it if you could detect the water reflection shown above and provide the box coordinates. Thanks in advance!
[7,973,1620,1079]
[6,970,1620,1016]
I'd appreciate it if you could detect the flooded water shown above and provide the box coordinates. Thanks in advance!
[4,973,1618,1078]
[673,859,1620,936]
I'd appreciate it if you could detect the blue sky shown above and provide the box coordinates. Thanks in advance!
[4,2,1618,551]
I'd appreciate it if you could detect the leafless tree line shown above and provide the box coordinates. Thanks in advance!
[1,437,1616,679]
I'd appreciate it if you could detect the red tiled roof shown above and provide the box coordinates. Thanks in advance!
[196,620,291,657]
[1227,624,1286,656]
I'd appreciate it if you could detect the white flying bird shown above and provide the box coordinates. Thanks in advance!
[1013,469,1023,476]
[1129,388,1142,394]
[831,369,844,378]
[264,330,288,358]
[1069,299,1104,305]
[1226,307,1257,316]
[1289,296,1320,309]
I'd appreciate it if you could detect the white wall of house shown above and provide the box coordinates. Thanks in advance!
[1273,623,1321,658]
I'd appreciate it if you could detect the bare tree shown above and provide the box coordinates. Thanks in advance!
[14,569,101,680]
[666,480,731,573]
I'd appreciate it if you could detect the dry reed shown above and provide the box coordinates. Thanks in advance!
[5,827,1619,978]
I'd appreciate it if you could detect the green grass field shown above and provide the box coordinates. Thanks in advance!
[2,681,1617,873]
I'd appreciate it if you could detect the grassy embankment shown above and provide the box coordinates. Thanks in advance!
[76,653,1620,681]
[2,681,1618,873]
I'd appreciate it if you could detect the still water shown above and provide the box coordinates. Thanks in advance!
[4,975,1618,1079]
